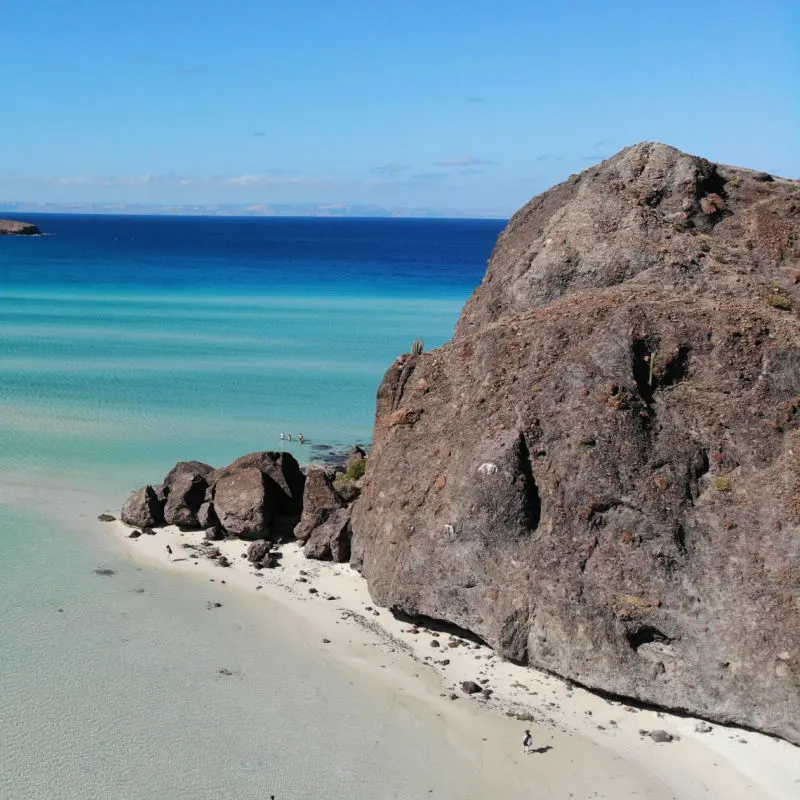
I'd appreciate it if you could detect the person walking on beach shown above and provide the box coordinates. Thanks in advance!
[522,729,533,754]
[166,544,173,559]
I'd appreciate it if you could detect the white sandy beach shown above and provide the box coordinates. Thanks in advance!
[109,521,800,800]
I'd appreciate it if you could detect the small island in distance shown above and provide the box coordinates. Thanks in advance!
[0,218,41,235]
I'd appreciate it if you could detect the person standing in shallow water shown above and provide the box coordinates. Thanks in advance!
[166,544,173,559]
[522,729,533,754]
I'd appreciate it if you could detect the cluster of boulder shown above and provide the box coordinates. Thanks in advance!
[120,448,366,562]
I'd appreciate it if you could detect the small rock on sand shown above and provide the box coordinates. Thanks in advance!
[695,722,713,734]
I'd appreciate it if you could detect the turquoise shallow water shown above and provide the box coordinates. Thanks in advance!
[0,214,505,798]
[0,290,463,484]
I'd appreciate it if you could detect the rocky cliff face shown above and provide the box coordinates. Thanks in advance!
[351,143,800,742]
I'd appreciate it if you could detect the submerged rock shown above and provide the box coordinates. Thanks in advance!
[351,143,800,743]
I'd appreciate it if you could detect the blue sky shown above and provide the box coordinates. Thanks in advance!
[1,0,798,215]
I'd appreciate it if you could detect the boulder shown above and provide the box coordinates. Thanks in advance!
[294,466,346,542]
[351,143,800,743]
[247,539,270,564]
[649,730,674,743]
[120,485,164,528]
[209,451,305,541]
[303,507,352,562]
[163,461,213,528]
[208,451,304,515]
[198,501,219,529]
[213,468,270,539]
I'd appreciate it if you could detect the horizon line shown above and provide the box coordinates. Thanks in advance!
[0,200,511,221]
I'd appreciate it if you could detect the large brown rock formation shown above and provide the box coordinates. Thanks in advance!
[351,143,800,742]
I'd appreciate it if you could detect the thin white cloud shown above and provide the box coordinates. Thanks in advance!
[370,162,410,179]
[14,172,311,190]
[435,157,498,168]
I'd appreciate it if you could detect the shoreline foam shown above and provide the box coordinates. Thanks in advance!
[108,519,800,799]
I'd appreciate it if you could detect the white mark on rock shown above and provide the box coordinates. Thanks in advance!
[478,462,499,476]
[443,524,455,535]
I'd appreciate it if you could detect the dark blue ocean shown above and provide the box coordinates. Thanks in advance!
[0,214,507,800]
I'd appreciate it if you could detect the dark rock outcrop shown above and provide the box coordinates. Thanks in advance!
[0,219,40,236]
[163,461,213,528]
[303,507,352,562]
[351,143,800,742]
[121,485,164,528]
[197,501,219,529]
[213,468,269,538]
[294,466,346,542]
[121,452,305,540]
[209,451,305,540]
[247,539,271,565]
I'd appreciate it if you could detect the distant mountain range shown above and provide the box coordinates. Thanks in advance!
[0,200,507,219]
